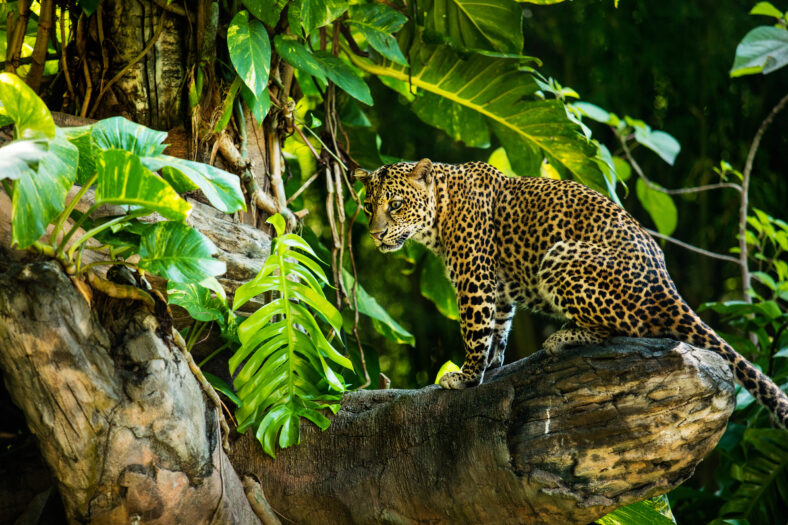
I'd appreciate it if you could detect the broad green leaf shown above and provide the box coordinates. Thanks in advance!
[167,281,227,323]
[274,35,327,84]
[61,125,96,185]
[0,140,47,181]
[299,0,348,37]
[268,213,286,236]
[78,0,99,16]
[91,116,167,157]
[421,252,459,320]
[597,497,676,525]
[348,44,608,193]
[572,101,617,125]
[730,26,788,77]
[412,92,490,147]
[313,51,373,105]
[243,0,288,26]
[144,155,246,213]
[228,11,272,94]
[348,4,408,65]
[213,76,243,133]
[95,149,190,221]
[487,147,517,177]
[0,72,55,140]
[636,179,677,236]
[719,429,788,524]
[420,0,524,54]
[11,132,78,248]
[632,125,681,166]
[139,222,226,283]
[750,2,784,19]
[342,268,415,345]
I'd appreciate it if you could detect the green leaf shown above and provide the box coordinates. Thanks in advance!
[419,0,524,54]
[167,281,228,323]
[572,101,617,125]
[243,0,288,26]
[636,179,677,236]
[91,116,167,157]
[434,360,460,384]
[273,35,327,84]
[204,372,242,406]
[349,44,608,193]
[627,118,681,165]
[138,222,226,283]
[143,155,246,214]
[11,132,78,248]
[0,72,55,140]
[228,11,272,94]
[242,86,272,124]
[313,51,373,105]
[412,92,490,147]
[299,0,348,37]
[421,252,459,320]
[0,140,47,181]
[342,269,415,345]
[597,497,677,525]
[719,429,788,524]
[749,2,784,19]
[348,4,408,65]
[61,125,96,185]
[730,26,788,77]
[95,149,190,221]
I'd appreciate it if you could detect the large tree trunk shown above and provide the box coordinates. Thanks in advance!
[0,233,735,524]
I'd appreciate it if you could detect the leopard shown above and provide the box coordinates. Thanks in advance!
[354,158,788,429]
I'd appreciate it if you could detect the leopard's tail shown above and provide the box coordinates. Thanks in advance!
[678,319,788,430]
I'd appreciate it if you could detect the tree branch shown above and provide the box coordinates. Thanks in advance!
[737,92,788,301]
[231,338,734,524]
[644,228,740,264]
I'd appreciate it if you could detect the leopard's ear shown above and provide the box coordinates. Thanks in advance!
[409,158,433,185]
[353,168,372,184]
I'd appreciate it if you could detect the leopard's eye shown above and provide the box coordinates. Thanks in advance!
[363,202,373,215]
[389,200,403,212]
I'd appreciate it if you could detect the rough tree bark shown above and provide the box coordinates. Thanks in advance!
[233,338,734,524]
[0,217,735,524]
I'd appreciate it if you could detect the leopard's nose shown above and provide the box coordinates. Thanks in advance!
[370,228,388,241]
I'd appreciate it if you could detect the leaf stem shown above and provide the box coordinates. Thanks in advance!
[57,202,100,256]
[67,209,148,260]
[198,342,232,367]
[51,173,98,250]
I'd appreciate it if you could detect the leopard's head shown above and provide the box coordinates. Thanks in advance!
[353,159,436,252]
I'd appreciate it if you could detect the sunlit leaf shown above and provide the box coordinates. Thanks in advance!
[95,149,190,221]
[348,4,408,65]
[228,10,272,94]
[274,35,327,84]
[636,178,677,236]
[0,72,55,140]
[0,140,47,181]
[91,116,167,157]
[138,221,226,283]
[299,0,348,37]
[243,0,288,26]
[730,26,788,77]
[11,132,78,248]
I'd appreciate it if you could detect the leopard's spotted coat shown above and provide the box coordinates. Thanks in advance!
[356,159,788,428]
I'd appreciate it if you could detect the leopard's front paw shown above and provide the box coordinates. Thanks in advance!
[438,371,481,390]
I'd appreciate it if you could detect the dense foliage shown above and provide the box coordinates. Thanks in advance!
[2,0,787,522]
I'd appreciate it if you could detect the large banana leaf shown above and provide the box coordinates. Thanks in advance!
[230,214,352,457]
[347,43,609,193]
[418,0,524,54]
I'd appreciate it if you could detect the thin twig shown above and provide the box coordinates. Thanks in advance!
[619,135,741,195]
[285,171,320,205]
[644,228,739,264]
[88,9,168,117]
[738,92,788,301]
[293,124,322,161]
